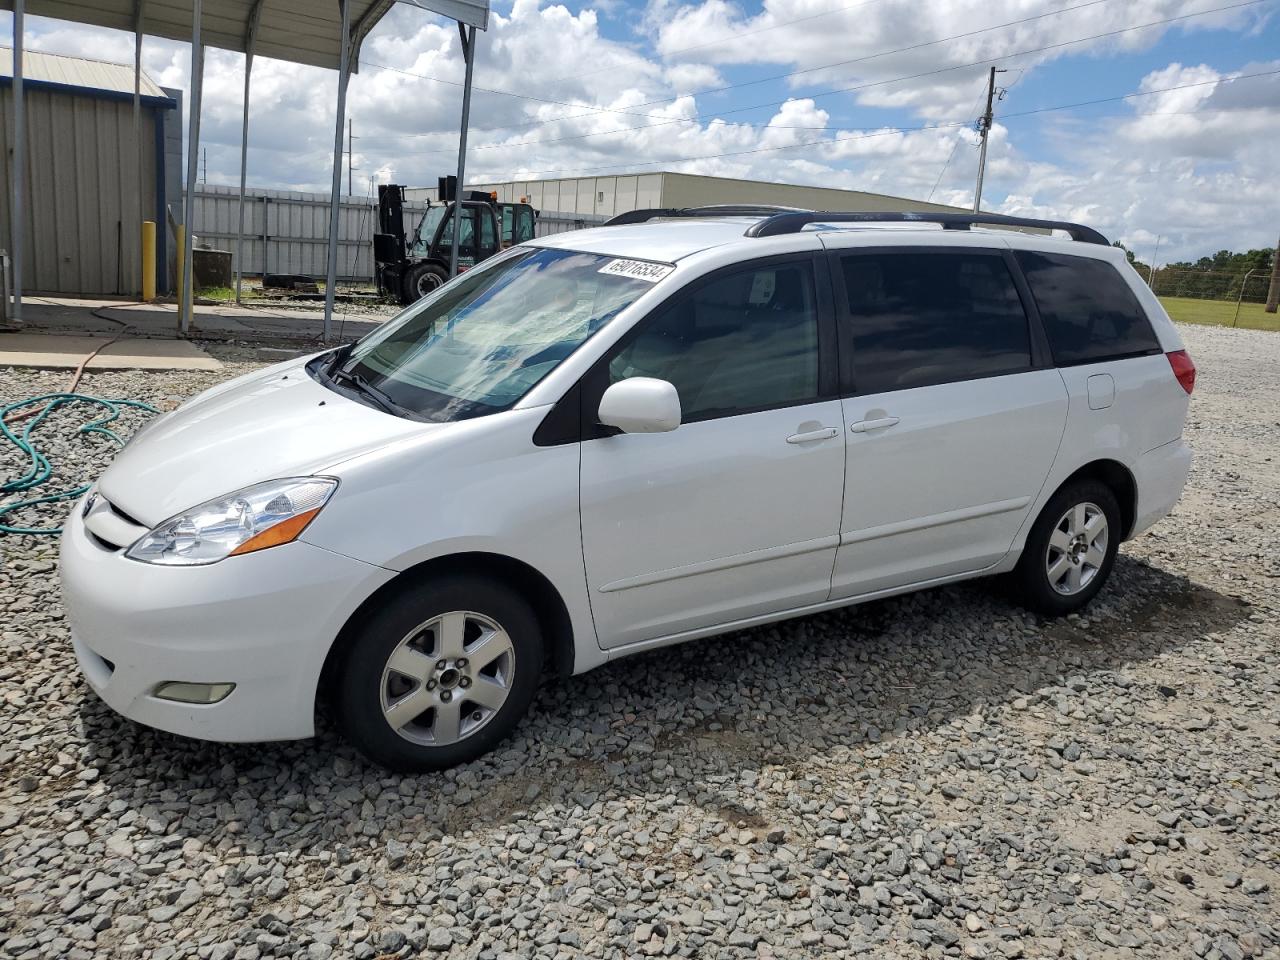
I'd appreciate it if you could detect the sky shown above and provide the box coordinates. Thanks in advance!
[4,0,1279,264]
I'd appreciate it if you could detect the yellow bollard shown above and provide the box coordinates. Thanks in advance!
[141,221,157,301]
[175,226,186,310]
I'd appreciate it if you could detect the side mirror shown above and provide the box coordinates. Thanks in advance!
[598,377,681,434]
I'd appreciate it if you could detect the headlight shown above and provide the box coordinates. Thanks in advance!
[125,478,337,566]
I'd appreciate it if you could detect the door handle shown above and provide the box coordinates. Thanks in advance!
[786,427,840,444]
[849,416,900,433]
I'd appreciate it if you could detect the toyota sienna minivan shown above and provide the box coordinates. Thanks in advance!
[60,209,1195,771]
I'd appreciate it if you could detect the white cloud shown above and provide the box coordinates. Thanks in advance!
[648,0,1271,117]
[4,2,1276,261]
[663,62,724,92]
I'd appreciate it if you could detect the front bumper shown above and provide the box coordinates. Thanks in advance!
[59,500,395,742]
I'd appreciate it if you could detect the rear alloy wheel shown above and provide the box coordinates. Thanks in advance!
[338,576,542,771]
[1011,480,1121,616]
[1045,501,1109,596]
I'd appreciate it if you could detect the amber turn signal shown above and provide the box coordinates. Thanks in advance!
[228,507,322,557]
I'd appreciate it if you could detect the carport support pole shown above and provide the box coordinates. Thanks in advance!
[322,0,353,343]
[448,24,476,280]
[235,2,263,306]
[180,0,205,335]
[133,27,142,296]
[233,58,252,305]
[9,0,25,323]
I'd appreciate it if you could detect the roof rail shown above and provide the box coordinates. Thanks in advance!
[605,205,808,227]
[744,211,1109,245]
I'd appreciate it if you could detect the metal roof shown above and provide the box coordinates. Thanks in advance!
[0,47,169,98]
[0,0,397,71]
[399,0,487,29]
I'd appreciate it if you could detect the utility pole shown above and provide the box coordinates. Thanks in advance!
[973,66,1006,214]
[1266,233,1279,314]
[346,119,357,197]
[201,148,208,184]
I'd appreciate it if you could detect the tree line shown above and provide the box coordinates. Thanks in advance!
[1113,243,1275,302]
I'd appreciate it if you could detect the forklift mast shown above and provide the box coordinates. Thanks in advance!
[373,184,407,293]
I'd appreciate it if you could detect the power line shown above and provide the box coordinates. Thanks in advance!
[541,0,1118,96]
[543,0,899,87]
[368,0,1119,129]
[360,34,1277,159]
[638,0,1122,104]
[470,93,1277,182]
[639,0,1272,125]
[384,0,899,102]
[367,0,1136,128]
[927,77,991,202]
[997,68,1279,120]
[361,0,1268,147]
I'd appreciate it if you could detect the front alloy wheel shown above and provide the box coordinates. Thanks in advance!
[380,611,516,746]
[337,576,543,772]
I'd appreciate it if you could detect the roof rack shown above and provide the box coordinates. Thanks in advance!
[605,205,806,226]
[744,211,1109,245]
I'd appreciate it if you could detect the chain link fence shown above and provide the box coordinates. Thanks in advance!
[1149,267,1272,304]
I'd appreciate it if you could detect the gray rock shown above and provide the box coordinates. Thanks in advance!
[0,324,1276,960]
[426,928,452,951]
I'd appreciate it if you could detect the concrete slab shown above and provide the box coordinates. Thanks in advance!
[16,296,386,344]
[0,334,222,371]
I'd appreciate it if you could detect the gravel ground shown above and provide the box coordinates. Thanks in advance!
[1,325,1276,960]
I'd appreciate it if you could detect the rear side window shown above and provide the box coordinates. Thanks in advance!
[1015,251,1160,365]
[840,251,1032,394]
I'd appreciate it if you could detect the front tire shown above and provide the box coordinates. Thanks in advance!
[401,262,448,304]
[337,576,543,772]
[1011,480,1121,616]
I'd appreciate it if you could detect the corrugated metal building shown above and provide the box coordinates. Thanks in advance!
[0,48,181,296]
[190,184,431,281]
[405,171,966,219]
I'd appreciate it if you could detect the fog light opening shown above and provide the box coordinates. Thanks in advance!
[153,681,236,704]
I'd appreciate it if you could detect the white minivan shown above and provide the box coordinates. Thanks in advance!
[60,209,1195,771]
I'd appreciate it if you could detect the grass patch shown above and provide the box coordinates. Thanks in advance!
[1159,296,1279,332]
[195,284,259,301]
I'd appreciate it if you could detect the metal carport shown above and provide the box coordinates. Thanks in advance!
[2,0,489,338]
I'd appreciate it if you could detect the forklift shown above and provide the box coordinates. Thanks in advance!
[374,177,538,305]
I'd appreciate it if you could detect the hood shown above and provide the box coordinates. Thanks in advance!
[98,360,442,525]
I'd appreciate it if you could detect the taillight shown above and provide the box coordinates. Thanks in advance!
[1167,350,1195,395]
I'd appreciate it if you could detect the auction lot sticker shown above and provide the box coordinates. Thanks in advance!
[599,259,675,283]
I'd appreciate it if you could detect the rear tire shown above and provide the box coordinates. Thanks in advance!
[401,262,448,304]
[1011,480,1121,617]
[336,575,543,772]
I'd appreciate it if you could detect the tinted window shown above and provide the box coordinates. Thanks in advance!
[1015,251,1160,365]
[841,252,1031,393]
[606,261,820,421]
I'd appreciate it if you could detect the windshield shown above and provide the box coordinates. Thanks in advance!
[331,246,665,421]
[410,207,447,255]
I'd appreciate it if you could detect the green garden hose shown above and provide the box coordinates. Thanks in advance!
[0,393,159,536]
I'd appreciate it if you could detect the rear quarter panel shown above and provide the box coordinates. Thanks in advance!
[1000,239,1190,552]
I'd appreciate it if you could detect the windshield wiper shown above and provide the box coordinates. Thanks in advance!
[330,366,401,416]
